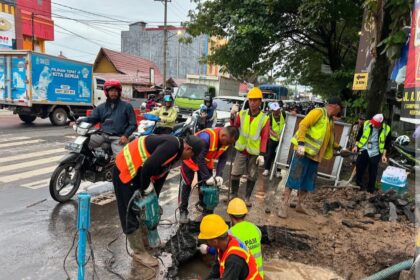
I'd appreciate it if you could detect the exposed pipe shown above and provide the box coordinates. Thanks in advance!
[362,259,413,280]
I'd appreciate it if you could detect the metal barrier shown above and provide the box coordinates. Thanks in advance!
[270,112,351,186]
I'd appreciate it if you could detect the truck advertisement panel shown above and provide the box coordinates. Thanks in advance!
[31,53,93,104]
[0,56,27,101]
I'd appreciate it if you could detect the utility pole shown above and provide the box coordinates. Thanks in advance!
[155,0,170,90]
[31,12,35,51]
[163,0,167,90]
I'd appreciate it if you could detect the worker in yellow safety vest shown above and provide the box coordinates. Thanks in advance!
[277,96,344,219]
[352,113,391,193]
[198,214,262,280]
[230,87,270,207]
[262,101,285,177]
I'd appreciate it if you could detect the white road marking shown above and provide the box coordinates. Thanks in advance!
[21,179,50,190]
[0,148,65,163]
[0,155,63,173]
[0,139,45,149]
[0,136,31,143]
[0,166,56,183]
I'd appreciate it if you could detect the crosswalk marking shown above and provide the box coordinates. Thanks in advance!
[21,179,50,190]
[0,139,45,149]
[0,165,56,183]
[0,148,65,163]
[0,155,63,173]
[0,136,31,143]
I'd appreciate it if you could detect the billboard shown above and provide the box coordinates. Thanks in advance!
[402,0,420,123]
[0,11,15,49]
[31,53,93,104]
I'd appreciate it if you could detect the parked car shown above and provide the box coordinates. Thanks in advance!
[213,96,246,127]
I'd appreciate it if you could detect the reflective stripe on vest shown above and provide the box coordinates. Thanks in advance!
[291,108,329,157]
[116,136,150,184]
[230,221,264,277]
[235,110,269,155]
[197,128,229,169]
[269,113,285,141]
[218,235,262,280]
[357,121,391,153]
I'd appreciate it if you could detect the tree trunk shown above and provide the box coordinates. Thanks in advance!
[365,2,391,119]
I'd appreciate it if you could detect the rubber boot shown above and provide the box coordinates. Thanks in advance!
[245,180,256,207]
[127,229,159,267]
[277,188,292,219]
[231,179,240,198]
[179,211,189,224]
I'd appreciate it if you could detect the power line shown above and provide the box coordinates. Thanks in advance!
[52,2,132,23]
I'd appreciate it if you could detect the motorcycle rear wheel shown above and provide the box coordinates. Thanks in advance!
[49,162,82,203]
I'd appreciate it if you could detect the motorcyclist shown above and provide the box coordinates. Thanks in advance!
[145,94,156,111]
[81,79,137,155]
[198,95,217,129]
[149,94,177,134]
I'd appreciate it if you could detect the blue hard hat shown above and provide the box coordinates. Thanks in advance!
[164,95,173,102]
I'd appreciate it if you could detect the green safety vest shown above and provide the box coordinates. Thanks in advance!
[230,221,264,278]
[291,108,335,160]
[357,120,391,153]
[235,110,269,156]
[270,113,285,141]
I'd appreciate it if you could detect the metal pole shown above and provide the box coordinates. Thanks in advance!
[77,193,91,280]
[163,0,168,90]
[31,12,35,51]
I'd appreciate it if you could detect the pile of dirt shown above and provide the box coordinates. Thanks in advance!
[258,186,415,280]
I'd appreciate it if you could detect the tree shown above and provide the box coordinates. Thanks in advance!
[363,0,412,117]
[186,0,364,97]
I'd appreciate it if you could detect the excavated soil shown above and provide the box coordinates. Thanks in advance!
[164,167,416,280]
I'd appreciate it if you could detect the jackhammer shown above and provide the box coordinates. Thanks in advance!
[129,186,162,248]
[200,184,220,213]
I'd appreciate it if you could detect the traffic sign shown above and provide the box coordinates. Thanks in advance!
[352,72,369,90]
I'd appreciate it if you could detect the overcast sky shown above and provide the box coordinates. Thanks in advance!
[45,0,194,63]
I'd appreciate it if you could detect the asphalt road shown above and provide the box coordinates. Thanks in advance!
[0,111,188,279]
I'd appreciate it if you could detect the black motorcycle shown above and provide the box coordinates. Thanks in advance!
[388,135,420,172]
[49,122,115,202]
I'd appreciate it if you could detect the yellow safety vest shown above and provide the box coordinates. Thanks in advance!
[357,120,391,153]
[235,110,269,156]
[269,113,285,141]
[291,108,335,160]
[230,221,264,278]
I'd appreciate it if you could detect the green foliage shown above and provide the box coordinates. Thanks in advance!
[185,0,364,97]
[364,0,412,60]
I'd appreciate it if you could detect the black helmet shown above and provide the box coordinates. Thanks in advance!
[204,95,212,106]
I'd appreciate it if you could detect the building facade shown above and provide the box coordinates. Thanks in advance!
[121,22,208,79]
[16,0,54,52]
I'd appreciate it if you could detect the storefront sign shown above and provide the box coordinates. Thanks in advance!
[0,12,15,49]
[402,0,420,123]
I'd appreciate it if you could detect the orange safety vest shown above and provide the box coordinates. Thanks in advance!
[183,128,229,171]
[115,136,175,184]
[217,235,262,280]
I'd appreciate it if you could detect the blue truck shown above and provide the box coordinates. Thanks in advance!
[0,50,106,125]
[259,84,289,100]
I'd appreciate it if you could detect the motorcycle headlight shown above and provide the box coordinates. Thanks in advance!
[65,142,83,153]
[76,127,89,136]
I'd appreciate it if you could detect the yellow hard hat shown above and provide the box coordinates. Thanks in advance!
[247,87,263,99]
[198,214,229,240]
[227,198,248,216]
